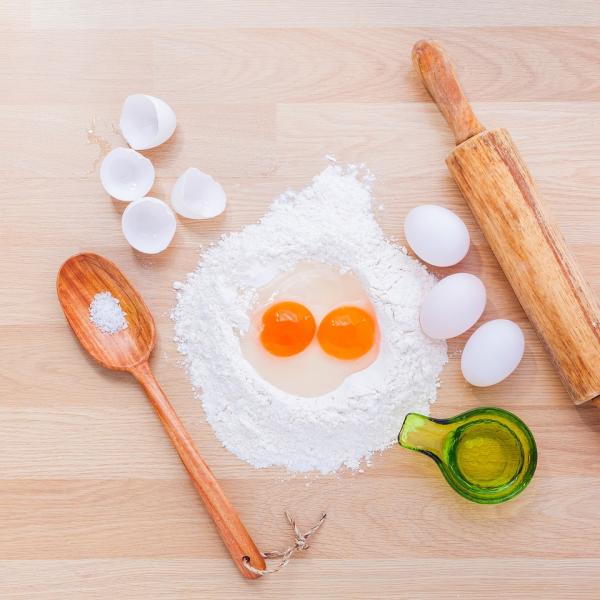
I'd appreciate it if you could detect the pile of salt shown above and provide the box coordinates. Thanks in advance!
[89,291,128,334]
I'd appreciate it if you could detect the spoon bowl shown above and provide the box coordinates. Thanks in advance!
[57,253,154,370]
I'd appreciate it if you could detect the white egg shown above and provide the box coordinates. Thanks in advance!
[461,319,525,386]
[119,94,176,150]
[171,167,227,219]
[404,204,470,267]
[121,196,176,254]
[100,147,155,202]
[420,273,486,339]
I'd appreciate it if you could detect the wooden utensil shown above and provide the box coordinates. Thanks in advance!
[412,40,600,405]
[57,253,266,578]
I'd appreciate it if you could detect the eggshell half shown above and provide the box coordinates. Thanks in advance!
[100,147,155,202]
[119,94,176,150]
[171,167,227,219]
[121,196,176,254]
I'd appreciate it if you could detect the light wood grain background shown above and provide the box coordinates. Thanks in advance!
[2,1,600,598]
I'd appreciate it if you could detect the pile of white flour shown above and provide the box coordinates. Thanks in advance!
[172,164,447,473]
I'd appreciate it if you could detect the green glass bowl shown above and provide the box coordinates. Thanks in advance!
[398,407,537,504]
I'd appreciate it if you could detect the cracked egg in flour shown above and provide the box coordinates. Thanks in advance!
[239,261,380,397]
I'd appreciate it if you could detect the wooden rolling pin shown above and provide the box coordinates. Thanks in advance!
[412,40,600,405]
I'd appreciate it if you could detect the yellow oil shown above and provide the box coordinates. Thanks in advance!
[452,421,523,489]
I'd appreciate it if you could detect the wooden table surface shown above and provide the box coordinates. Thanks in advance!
[3,1,600,598]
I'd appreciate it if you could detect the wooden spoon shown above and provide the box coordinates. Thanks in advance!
[56,252,265,578]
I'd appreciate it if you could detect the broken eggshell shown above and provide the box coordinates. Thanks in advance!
[170,167,227,219]
[121,196,177,254]
[119,94,176,150]
[100,147,155,202]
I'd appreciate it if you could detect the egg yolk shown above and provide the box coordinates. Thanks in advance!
[317,306,376,359]
[260,301,316,357]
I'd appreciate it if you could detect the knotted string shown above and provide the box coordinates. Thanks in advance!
[242,512,327,575]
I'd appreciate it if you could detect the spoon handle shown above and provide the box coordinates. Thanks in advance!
[130,361,266,578]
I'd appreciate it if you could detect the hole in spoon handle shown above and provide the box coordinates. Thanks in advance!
[130,361,266,578]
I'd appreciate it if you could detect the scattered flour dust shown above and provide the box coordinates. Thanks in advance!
[172,164,447,474]
[89,291,128,334]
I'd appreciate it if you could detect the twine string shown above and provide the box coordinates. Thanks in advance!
[242,511,327,576]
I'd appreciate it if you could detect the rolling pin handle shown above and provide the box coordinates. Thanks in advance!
[412,40,485,145]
